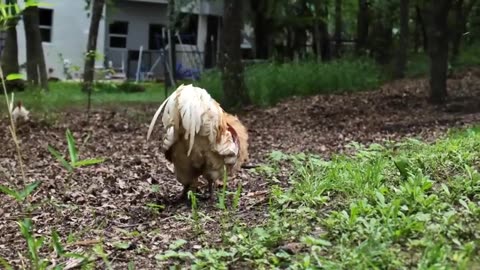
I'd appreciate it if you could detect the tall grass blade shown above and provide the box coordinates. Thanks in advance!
[18,181,41,201]
[0,257,13,270]
[47,145,73,172]
[73,158,106,167]
[0,185,20,201]
[66,129,78,164]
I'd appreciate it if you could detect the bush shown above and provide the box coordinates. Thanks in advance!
[117,82,146,93]
[454,42,480,68]
[94,81,146,93]
[197,58,384,107]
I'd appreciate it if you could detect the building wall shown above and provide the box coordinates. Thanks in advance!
[106,1,168,51]
[105,1,169,79]
[16,0,106,80]
[180,0,224,16]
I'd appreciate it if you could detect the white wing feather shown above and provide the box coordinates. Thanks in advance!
[147,84,227,157]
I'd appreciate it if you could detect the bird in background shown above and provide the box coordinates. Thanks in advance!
[8,92,30,124]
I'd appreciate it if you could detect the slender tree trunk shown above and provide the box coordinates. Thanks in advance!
[313,23,322,62]
[334,0,342,57]
[413,11,421,52]
[23,5,48,90]
[82,0,106,94]
[220,0,249,108]
[251,0,271,59]
[253,15,271,59]
[166,0,176,88]
[416,5,428,52]
[451,0,477,61]
[424,0,453,104]
[450,0,465,61]
[318,2,331,61]
[355,0,369,54]
[394,0,410,79]
[1,0,24,91]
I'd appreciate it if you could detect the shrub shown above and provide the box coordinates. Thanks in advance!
[197,58,384,107]
[93,81,146,93]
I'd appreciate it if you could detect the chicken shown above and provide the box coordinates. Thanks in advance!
[147,84,249,202]
[8,93,30,124]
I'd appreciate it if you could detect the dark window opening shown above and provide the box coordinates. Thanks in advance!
[176,13,198,45]
[109,21,129,48]
[110,36,127,48]
[40,29,51,43]
[38,8,53,42]
[149,24,165,50]
[109,21,128,35]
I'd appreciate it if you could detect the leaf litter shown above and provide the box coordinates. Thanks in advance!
[1,68,480,268]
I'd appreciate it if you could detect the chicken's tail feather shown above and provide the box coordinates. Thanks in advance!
[147,84,224,157]
[146,84,183,141]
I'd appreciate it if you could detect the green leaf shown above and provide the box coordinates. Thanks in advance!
[0,185,20,201]
[51,230,64,256]
[0,257,13,270]
[73,158,106,167]
[66,129,78,164]
[6,73,24,81]
[301,236,332,247]
[375,191,386,205]
[48,145,73,172]
[169,239,187,250]
[146,203,165,210]
[441,183,450,196]
[18,181,41,201]
[113,241,132,250]
[155,250,194,261]
[25,1,54,8]
[63,252,88,260]
[394,158,410,180]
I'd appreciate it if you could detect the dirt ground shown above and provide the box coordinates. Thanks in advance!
[1,69,480,268]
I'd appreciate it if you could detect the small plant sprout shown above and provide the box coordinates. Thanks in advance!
[48,128,106,172]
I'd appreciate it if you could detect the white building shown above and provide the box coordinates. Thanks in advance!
[13,0,224,81]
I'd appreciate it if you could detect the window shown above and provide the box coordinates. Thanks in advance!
[109,21,128,48]
[38,8,53,42]
[149,24,165,50]
[175,13,198,45]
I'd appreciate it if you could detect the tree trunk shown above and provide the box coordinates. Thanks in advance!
[82,0,105,93]
[416,5,428,52]
[413,10,421,52]
[355,0,369,54]
[394,0,410,79]
[312,23,322,62]
[253,17,271,59]
[451,0,477,61]
[1,0,24,91]
[220,0,250,108]
[334,0,342,57]
[23,5,48,90]
[165,0,176,89]
[251,0,271,59]
[424,0,452,104]
[318,2,331,61]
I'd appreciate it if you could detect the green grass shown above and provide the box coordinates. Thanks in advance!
[454,42,480,68]
[2,81,168,113]
[156,127,480,269]
[198,57,385,106]
[198,43,480,107]
[405,43,480,78]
